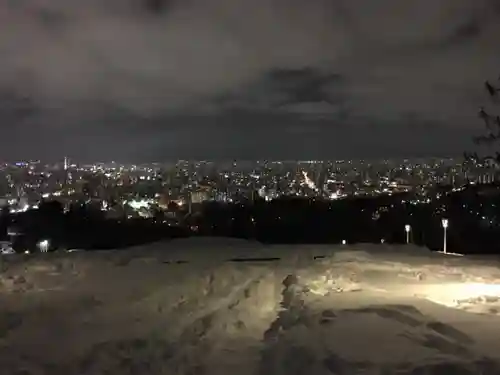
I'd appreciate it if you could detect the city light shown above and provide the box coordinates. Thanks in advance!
[441,219,448,254]
[405,224,411,244]
[38,239,50,253]
[0,157,496,256]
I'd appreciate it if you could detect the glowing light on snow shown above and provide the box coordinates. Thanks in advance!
[458,283,500,299]
[423,283,500,309]
[436,251,463,257]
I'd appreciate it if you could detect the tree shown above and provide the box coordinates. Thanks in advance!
[0,205,10,237]
[68,201,104,221]
[467,77,500,164]
[167,201,179,212]
[38,200,64,220]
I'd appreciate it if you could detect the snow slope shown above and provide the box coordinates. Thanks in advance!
[2,238,500,374]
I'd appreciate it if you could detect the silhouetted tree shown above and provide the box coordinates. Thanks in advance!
[67,201,104,221]
[38,200,64,219]
[0,205,10,238]
[467,77,500,164]
[167,201,179,212]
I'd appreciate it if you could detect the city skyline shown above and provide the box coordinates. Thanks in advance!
[1,1,499,161]
[1,155,497,229]
[1,154,481,165]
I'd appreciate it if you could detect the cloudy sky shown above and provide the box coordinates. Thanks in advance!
[1,0,500,161]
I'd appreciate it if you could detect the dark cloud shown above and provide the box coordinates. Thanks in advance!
[265,68,343,105]
[36,8,68,33]
[0,92,37,123]
[0,0,499,161]
[449,20,482,43]
[214,68,347,119]
[144,0,170,14]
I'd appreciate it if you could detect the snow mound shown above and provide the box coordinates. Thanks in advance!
[1,241,500,374]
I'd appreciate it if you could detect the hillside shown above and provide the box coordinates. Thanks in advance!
[1,238,500,374]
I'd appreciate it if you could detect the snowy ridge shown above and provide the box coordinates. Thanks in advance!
[2,238,500,374]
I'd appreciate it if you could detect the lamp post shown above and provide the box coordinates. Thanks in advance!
[405,224,411,244]
[441,219,448,254]
[38,239,49,253]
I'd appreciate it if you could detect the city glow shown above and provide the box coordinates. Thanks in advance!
[127,199,153,210]
[301,171,319,192]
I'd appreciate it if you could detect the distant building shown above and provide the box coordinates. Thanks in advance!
[191,191,209,204]
[0,241,14,254]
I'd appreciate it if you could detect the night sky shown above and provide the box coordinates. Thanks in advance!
[1,0,500,162]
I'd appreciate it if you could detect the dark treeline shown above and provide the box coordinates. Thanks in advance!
[196,187,500,255]
[0,201,189,252]
[2,184,500,255]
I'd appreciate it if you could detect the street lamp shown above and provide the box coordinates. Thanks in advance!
[342,240,347,245]
[38,239,50,253]
[405,224,411,244]
[441,219,448,254]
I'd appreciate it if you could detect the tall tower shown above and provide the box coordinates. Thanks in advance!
[63,156,71,188]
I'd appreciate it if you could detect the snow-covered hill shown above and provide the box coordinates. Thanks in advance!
[2,238,500,374]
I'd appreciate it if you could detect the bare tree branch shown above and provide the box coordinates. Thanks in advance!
[485,81,500,97]
[468,78,500,167]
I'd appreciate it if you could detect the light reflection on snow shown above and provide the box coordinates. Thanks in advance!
[423,283,500,309]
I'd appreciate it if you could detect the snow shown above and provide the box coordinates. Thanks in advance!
[2,238,500,374]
